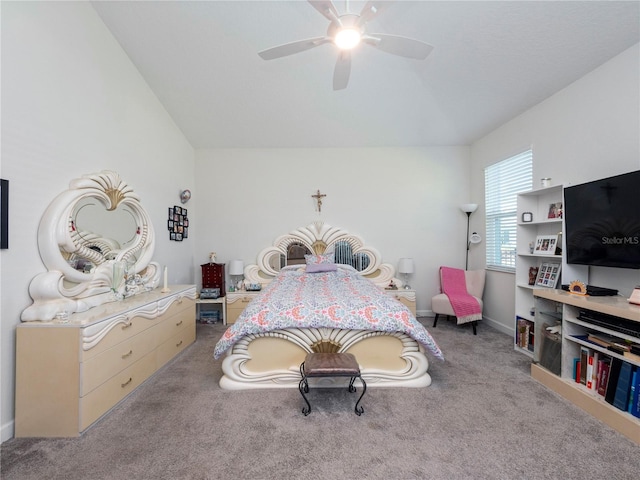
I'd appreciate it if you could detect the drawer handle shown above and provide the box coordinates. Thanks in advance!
[122,350,133,359]
[121,321,133,330]
[178,298,183,304]
[242,298,251,303]
[176,340,183,348]
[176,320,183,327]
[121,377,132,388]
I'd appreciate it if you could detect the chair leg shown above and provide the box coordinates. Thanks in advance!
[472,320,477,335]
[433,313,440,327]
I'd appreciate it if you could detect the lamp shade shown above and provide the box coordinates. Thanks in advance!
[460,203,478,214]
[398,258,414,274]
[229,259,244,276]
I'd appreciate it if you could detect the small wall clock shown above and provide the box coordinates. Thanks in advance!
[522,212,533,222]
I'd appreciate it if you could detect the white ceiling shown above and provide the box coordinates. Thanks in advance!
[92,1,640,149]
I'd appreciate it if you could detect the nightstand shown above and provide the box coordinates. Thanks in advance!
[225,291,260,324]
[196,297,227,325]
[385,289,416,316]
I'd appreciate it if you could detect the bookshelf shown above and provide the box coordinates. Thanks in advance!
[514,185,563,357]
[532,289,640,444]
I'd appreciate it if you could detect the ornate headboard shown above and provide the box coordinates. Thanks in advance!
[244,222,396,288]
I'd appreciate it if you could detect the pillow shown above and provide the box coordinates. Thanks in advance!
[304,253,335,265]
[305,262,338,273]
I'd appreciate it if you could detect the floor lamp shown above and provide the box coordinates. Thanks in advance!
[460,203,478,270]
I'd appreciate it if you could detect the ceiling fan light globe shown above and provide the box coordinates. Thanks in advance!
[334,28,361,50]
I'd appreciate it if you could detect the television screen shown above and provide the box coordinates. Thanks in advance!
[564,170,640,269]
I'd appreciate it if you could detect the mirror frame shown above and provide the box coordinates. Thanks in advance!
[22,171,160,321]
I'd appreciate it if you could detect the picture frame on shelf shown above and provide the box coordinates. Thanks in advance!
[533,234,558,255]
[535,262,561,288]
[547,202,563,219]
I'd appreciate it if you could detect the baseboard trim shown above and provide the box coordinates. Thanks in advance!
[1,419,15,443]
[418,311,512,337]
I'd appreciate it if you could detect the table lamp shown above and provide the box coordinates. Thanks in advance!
[398,258,414,290]
[229,259,245,290]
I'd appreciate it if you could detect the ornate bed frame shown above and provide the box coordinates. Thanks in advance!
[219,222,432,390]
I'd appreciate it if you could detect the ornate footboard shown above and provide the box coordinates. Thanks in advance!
[219,327,431,390]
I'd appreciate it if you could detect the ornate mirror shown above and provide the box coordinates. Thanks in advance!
[22,171,160,321]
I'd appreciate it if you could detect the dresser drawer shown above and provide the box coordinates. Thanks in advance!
[80,351,156,431]
[81,313,156,362]
[161,296,195,318]
[157,323,196,368]
[226,294,256,324]
[80,328,157,396]
[156,307,195,346]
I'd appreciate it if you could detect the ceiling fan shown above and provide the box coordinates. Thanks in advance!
[258,0,433,90]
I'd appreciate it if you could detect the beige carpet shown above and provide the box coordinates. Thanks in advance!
[2,318,639,480]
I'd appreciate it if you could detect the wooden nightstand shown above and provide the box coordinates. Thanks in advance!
[225,291,260,324]
[385,288,416,316]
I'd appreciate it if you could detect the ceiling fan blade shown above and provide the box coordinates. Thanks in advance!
[258,37,331,60]
[364,33,433,60]
[358,1,394,25]
[333,51,351,90]
[308,0,340,22]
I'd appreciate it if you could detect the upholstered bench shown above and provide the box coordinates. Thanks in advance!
[298,352,366,416]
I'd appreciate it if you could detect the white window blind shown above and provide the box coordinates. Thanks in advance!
[484,150,533,271]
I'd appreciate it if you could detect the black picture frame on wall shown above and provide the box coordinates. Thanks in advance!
[1,179,8,249]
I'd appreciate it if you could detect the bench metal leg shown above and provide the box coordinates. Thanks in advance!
[352,375,366,416]
[299,362,311,416]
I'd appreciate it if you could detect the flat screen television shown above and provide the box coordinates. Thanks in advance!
[564,170,640,269]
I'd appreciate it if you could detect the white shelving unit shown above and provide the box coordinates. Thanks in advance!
[532,289,640,444]
[515,185,564,356]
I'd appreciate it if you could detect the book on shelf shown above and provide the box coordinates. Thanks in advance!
[516,317,533,350]
[579,346,589,386]
[604,357,624,405]
[631,369,640,418]
[586,333,632,353]
[585,351,595,391]
[573,357,580,383]
[597,357,611,397]
[629,370,637,414]
[591,351,600,393]
[612,362,633,411]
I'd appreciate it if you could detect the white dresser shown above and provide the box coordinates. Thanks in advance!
[15,285,196,437]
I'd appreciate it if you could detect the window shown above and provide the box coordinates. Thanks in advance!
[484,150,532,272]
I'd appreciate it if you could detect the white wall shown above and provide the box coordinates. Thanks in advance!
[470,43,640,334]
[0,2,195,441]
[194,147,472,310]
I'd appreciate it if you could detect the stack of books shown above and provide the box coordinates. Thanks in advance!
[572,335,640,418]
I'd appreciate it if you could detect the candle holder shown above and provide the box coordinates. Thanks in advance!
[161,266,170,293]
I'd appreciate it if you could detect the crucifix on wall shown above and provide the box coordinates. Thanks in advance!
[311,189,326,213]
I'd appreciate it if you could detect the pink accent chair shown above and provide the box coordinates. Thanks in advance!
[431,269,486,335]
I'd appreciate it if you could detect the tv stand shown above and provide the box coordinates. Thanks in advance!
[532,288,640,444]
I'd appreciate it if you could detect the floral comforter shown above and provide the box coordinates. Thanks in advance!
[213,267,444,360]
